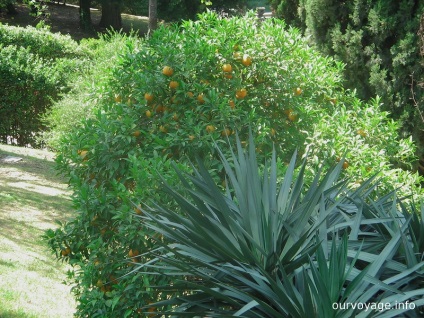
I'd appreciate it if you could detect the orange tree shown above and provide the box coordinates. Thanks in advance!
[45,11,420,317]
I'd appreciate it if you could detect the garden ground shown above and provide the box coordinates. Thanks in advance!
[0,144,76,318]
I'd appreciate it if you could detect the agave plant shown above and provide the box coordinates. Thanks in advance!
[134,133,424,317]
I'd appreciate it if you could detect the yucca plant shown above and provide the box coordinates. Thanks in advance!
[134,133,424,317]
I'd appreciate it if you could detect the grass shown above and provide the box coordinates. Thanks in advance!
[0,144,76,318]
[0,2,149,41]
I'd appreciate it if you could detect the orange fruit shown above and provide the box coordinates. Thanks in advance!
[132,130,141,137]
[169,81,179,89]
[357,129,367,137]
[342,161,349,169]
[128,249,139,257]
[187,91,194,98]
[222,64,232,73]
[145,110,152,118]
[96,279,103,288]
[221,128,231,137]
[294,87,302,96]
[242,54,252,66]
[233,51,241,60]
[236,88,247,99]
[114,94,122,103]
[162,66,174,76]
[61,247,71,256]
[156,105,165,113]
[188,135,195,141]
[134,204,142,215]
[79,150,88,158]
[229,100,235,109]
[144,93,154,102]
[197,94,205,104]
[288,112,298,122]
[206,125,215,133]
[224,73,233,79]
[159,125,167,133]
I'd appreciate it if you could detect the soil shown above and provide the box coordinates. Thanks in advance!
[0,2,148,41]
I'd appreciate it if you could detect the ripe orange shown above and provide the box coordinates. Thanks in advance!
[134,204,142,215]
[197,94,205,104]
[156,105,165,113]
[288,112,298,122]
[187,91,194,98]
[162,66,174,76]
[114,94,122,103]
[169,80,179,89]
[222,64,232,73]
[294,87,302,96]
[145,110,152,118]
[233,51,241,60]
[242,54,252,66]
[229,100,235,109]
[357,129,367,137]
[206,125,215,133]
[221,128,231,137]
[236,88,247,99]
[342,161,349,169]
[128,249,139,258]
[61,247,71,256]
[188,135,195,141]
[132,130,141,137]
[144,93,154,102]
[79,150,88,158]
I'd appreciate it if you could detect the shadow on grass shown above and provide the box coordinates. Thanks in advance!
[0,147,67,185]
[0,308,37,318]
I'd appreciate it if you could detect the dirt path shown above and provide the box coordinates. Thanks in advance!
[0,144,76,318]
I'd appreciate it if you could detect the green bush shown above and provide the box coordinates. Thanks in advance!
[41,31,141,150]
[0,23,89,60]
[0,23,90,147]
[45,12,421,317]
[138,133,424,317]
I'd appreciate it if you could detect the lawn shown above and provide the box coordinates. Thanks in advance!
[0,2,148,41]
[0,144,76,318]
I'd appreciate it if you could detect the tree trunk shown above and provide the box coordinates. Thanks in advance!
[6,2,18,15]
[148,0,157,35]
[79,0,92,30]
[99,0,122,30]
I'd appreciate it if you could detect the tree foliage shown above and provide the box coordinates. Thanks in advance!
[271,0,424,153]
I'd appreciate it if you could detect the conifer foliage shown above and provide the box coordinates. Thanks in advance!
[271,0,424,151]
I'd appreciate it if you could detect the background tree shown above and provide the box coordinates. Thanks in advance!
[98,0,122,29]
[272,0,424,158]
[79,0,92,30]
[148,0,157,34]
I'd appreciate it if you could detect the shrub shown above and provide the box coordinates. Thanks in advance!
[0,23,89,60]
[41,31,141,150]
[138,133,424,317]
[45,12,421,317]
[0,23,90,147]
